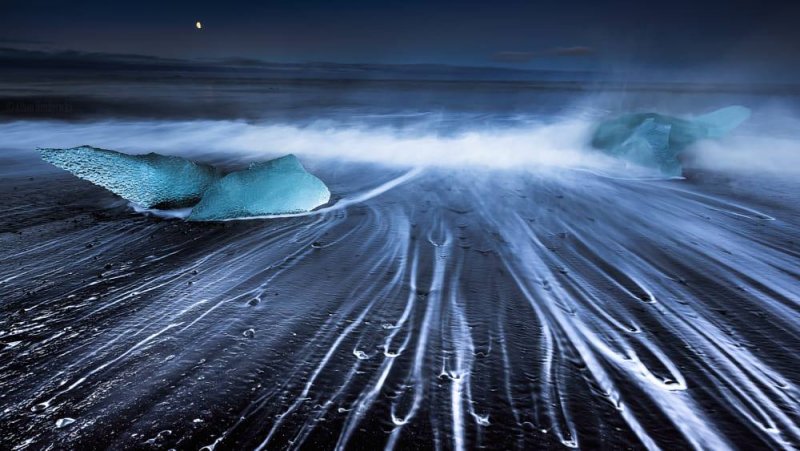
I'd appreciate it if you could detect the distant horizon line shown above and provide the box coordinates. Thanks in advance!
[1,45,799,88]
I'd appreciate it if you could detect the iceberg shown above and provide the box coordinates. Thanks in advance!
[188,155,330,221]
[40,146,220,208]
[590,106,750,176]
[40,147,330,220]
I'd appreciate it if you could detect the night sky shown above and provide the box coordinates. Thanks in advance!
[1,0,798,76]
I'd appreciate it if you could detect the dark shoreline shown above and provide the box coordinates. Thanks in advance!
[1,162,798,449]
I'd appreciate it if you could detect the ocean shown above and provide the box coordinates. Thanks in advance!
[1,66,799,450]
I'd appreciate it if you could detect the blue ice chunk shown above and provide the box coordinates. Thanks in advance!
[40,147,331,221]
[692,105,751,138]
[590,106,750,176]
[40,146,220,208]
[187,154,330,221]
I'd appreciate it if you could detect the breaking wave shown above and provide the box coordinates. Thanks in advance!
[2,107,800,178]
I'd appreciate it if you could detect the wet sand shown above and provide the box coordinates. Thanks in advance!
[1,159,798,449]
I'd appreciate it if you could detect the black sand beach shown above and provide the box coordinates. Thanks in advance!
[1,154,799,449]
[1,56,800,449]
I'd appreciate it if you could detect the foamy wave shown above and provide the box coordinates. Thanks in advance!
[2,113,799,174]
[0,118,612,169]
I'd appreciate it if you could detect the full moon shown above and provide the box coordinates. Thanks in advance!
[195,21,202,29]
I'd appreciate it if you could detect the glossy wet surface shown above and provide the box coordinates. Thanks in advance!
[1,161,798,450]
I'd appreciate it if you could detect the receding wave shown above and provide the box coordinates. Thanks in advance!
[2,112,800,177]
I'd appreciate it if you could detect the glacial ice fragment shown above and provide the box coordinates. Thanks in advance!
[40,146,220,208]
[590,106,750,176]
[40,147,331,221]
[187,154,331,221]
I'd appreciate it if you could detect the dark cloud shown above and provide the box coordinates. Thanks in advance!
[492,47,594,63]
[0,37,52,46]
[546,46,594,57]
[491,51,538,63]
